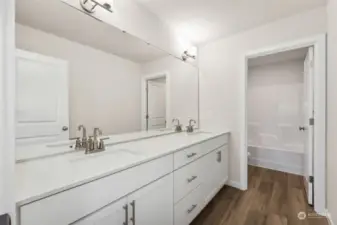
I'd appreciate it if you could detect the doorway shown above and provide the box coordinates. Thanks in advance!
[242,35,326,214]
[246,47,313,205]
[141,73,170,131]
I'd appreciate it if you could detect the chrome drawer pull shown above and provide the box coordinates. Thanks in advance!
[123,204,128,225]
[130,200,136,225]
[217,151,222,162]
[187,204,197,214]
[187,152,197,158]
[187,176,198,183]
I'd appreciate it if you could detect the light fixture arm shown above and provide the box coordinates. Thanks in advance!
[80,0,113,13]
[182,50,196,61]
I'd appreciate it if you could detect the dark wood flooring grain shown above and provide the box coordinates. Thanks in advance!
[191,166,329,225]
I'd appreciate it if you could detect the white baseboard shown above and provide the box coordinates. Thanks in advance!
[249,157,303,175]
[326,212,335,225]
[227,180,243,190]
[248,146,303,175]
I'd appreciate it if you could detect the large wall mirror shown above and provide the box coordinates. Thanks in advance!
[15,0,199,160]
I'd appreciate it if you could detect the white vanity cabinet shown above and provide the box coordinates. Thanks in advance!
[127,173,173,225]
[173,136,229,225]
[17,132,230,225]
[74,174,173,225]
[72,197,128,225]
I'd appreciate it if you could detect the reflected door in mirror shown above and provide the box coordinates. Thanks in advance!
[16,49,69,143]
[147,79,166,130]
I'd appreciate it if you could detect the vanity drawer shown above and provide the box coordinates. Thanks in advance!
[174,183,205,225]
[19,155,173,225]
[174,156,204,203]
[174,134,228,170]
[174,145,221,203]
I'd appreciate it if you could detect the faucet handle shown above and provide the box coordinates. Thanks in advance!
[172,118,183,132]
[69,137,82,150]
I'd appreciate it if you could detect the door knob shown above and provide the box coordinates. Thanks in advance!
[299,126,306,131]
[62,126,69,131]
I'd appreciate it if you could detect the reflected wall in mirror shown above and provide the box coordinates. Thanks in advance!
[15,0,199,152]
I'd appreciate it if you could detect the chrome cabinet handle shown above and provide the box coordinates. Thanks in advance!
[187,152,197,158]
[187,176,198,183]
[123,204,128,225]
[130,200,136,225]
[62,126,69,131]
[217,151,222,162]
[187,204,197,214]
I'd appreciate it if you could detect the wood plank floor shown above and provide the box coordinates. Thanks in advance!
[191,166,329,225]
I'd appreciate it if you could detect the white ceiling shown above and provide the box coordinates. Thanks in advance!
[135,0,327,46]
[248,47,308,67]
[15,0,168,63]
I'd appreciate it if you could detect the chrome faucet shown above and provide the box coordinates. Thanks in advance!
[78,125,87,149]
[85,128,109,154]
[172,118,183,132]
[93,128,101,150]
[186,119,196,133]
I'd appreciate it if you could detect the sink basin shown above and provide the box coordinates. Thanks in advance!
[69,148,144,162]
[186,131,212,135]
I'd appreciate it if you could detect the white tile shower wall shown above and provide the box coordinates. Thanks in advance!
[248,60,305,154]
[16,24,142,137]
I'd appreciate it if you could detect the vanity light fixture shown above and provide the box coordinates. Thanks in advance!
[182,46,197,61]
[80,0,113,13]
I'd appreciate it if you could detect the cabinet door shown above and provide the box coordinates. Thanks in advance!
[73,197,127,225]
[202,146,229,204]
[128,174,173,225]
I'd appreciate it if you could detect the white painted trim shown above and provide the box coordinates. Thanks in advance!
[249,158,303,176]
[141,72,171,130]
[327,212,335,225]
[0,0,16,222]
[227,180,244,190]
[242,34,327,213]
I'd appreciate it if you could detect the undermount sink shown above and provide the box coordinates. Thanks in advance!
[186,131,212,135]
[69,148,141,162]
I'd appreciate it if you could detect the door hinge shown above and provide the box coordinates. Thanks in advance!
[309,118,314,126]
[309,176,314,183]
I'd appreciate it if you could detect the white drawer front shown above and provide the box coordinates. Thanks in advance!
[174,183,205,225]
[174,134,228,170]
[174,145,225,203]
[174,157,203,203]
[20,155,173,225]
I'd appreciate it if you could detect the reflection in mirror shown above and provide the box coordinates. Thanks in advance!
[15,0,199,160]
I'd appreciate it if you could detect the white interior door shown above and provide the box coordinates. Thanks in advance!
[303,47,314,205]
[147,79,166,130]
[16,49,69,144]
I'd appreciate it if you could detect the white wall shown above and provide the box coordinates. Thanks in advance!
[327,0,337,223]
[141,56,199,128]
[62,0,188,59]
[247,60,305,175]
[16,24,142,137]
[0,0,15,220]
[199,7,327,185]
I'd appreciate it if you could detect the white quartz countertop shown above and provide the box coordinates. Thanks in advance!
[16,129,176,162]
[16,130,230,206]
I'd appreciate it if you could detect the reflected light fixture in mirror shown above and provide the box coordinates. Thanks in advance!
[80,0,114,13]
[182,46,198,61]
